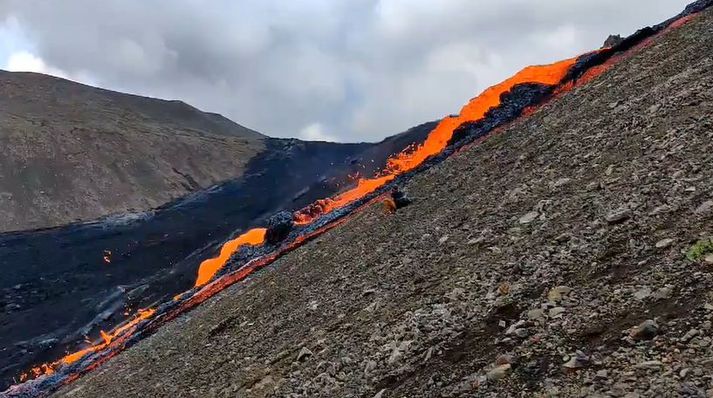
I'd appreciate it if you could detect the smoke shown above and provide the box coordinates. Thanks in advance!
[0,0,691,141]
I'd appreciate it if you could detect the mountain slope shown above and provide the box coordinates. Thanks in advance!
[0,87,435,388]
[51,5,713,398]
[0,70,267,232]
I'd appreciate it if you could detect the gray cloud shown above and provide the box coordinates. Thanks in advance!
[1,0,692,141]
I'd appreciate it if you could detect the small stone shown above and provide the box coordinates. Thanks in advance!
[606,208,631,224]
[514,328,529,338]
[653,286,673,300]
[505,320,526,335]
[634,360,663,370]
[373,389,387,398]
[527,309,545,322]
[551,178,572,189]
[680,368,691,378]
[682,329,699,343]
[695,200,713,215]
[705,254,713,264]
[487,364,511,381]
[596,370,609,379]
[634,287,652,300]
[297,347,313,362]
[655,238,675,249]
[438,235,449,244]
[423,347,433,363]
[519,211,539,224]
[364,360,377,374]
[548,286,572,302]
[631,320,658,340]
[554,233,571,243]
[495,354,514,366]
[549,307,566,318]
[586,181,602,191]
[563,352,589,369]
[447,288,465,301]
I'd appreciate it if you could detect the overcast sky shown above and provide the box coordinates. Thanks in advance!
[0,1,692,142]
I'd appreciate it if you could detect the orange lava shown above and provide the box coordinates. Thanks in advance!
[20,308,155,382]
[294,57,576,225]
[294,175,395,225]
[194,228,267,287]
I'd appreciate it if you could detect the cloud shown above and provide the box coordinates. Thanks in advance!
[0,0,693,142]
[299,123,338,142]
[6,51,67,77]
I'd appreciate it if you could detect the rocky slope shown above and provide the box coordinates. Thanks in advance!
[0,70,267,231]
[51,4,713,398]
[0,83,434,388]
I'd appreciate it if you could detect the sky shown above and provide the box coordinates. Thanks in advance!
[0,0,692,142]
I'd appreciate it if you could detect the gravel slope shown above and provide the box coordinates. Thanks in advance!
[54,7,713,398]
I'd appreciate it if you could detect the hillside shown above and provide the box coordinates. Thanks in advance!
[0,87,435,389]
[47,4,713,398]
[0,70,267,231]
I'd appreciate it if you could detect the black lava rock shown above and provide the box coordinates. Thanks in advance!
[391,187,412,209]
[265,211,294,245]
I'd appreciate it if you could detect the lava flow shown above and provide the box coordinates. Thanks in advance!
[293,57,577,226]
[17,308,155,383]
[199,58,578,283]
[194,228,267,287]
[10,2,710,394]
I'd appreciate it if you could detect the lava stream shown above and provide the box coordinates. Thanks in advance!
[292,57,577,227]
[194,228,267,287]
[18,309,155,383]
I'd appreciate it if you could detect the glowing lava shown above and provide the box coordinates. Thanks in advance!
[194,228,267,287]
[19,308,156,382]
[293,58,577,225]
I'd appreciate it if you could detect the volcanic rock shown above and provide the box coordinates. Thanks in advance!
[655,238,675,249]
[297,347,313,362]
[695,200,713,215]
[265,211,295,245]
[630,320,659,340]
[605,208,632,224]
[390,187,412,209]
[603,34,625,48]
[486,364,511,381]
[519,211,539,224]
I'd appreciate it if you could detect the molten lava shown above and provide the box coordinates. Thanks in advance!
[19,308,155,383]
[293,58,577,225]
[194,228,267,287]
